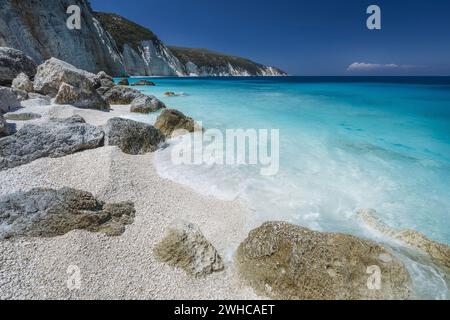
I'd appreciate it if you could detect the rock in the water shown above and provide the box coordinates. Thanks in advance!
[0,47,37,86]
[4,112,41,121]
[118,78,129,86]
[358,209,450,271]
[104,117,165,155]
[154,221,224,277]
[102,86,143,105]
[55,82,109,110]
[0,86,21,113]
[131,80,155,86]
[154,109,201,137]
[0,115,104,170]
[164,91,176,97]
[236,221,412,300]
[0,187,135,239]
[33,58,99,97]
[130,95,166,113]
[11,72,34,93]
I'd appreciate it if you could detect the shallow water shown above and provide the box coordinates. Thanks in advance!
[126,76,450,299]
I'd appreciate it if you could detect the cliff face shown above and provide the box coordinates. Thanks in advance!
[0,0,126,75]
[94,12,185,77]
[170,47,288,77]
[0,1,286,77]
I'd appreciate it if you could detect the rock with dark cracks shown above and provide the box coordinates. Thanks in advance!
[0,115,104,170]
[0,187,135,239]
[104,117,165,155]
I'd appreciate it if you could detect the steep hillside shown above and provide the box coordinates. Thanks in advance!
[94,12,185,76]
[170,47,287,76]
[0,1,286,77]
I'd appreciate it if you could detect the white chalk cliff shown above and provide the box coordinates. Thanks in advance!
[0,0,286,77]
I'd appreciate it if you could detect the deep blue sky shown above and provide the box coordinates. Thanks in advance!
[90,0,450,76]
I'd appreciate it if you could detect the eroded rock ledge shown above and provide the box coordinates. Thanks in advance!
[236,221,412,300]
[358,209,450,272]
[0,187,135,239]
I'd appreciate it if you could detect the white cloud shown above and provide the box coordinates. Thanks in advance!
[347,62,415,72]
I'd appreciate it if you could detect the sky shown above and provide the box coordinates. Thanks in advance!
[90,0,450,76]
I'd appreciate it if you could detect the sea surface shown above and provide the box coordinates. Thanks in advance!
[126,76,450,299]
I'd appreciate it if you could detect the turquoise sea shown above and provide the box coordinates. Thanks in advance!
[126,76,450,299]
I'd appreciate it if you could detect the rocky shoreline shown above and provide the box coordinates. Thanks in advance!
[1,47,449,300]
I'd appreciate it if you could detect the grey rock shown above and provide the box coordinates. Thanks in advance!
[55,82,109,110]
[97,71,113,81]
[0,47,37,86]
[4,112,42,121]
[154,221,224,277]
[33,58,100,97]
[0,187,135,239]
[0,114,12,137]
[102,86,143,105]
[236,221,412,300]
[12,88,28,101]
[130,95,166,114]
[0,86,21,113]
[11,72,34,92]
[104,117,165,155]
[154,109,201,137]
[0,115,104,170]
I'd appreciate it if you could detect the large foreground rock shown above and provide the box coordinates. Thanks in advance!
[0,47,37,86]
[104,118,165,155]
[0,187,135,239]
[154,109,201,137]
[0,115,104,170]
[55,82,109,110]
[236,221,412,300]
[12,72,34,92]
[0,86,21,113]
[358,209,450,272]
[130,95,166,113]
[33,58,99,97]
[154,221,224,277]
[102,86,143,105]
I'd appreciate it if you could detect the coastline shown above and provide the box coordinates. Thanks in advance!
[0,103,259,299]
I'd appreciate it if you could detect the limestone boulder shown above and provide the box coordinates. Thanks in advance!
[104,117,165,155]
[236,221,412,300]
[0,47,37,86]
[154,109,201,137]
[12,72,34,92]
[0,115,104,170]
[0,187,135,239]
[102,86,143,105]
[55,82,109,110]
[33,58,99,97]
[0,86,21,113]
[130,95,166,113]
[154,221,224,277]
